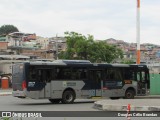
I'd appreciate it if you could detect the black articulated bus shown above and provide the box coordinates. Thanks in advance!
[12,60,150,104]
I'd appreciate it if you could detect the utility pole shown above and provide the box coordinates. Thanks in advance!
[136,0,141,64]
[55,34,59,60]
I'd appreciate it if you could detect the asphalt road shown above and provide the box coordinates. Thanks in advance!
[0,96,98,111]
[0,96,160,120]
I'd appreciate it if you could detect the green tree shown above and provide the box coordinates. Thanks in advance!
[121,59,134,64]
[59,31,123,63]
[87,41,123,63]
[60,31,94,60]
[0,24,19,35]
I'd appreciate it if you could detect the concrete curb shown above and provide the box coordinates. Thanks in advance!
[94,101,160,111]
[135,96,160,99]
[0,92,12,96]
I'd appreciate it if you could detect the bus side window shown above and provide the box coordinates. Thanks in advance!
[106,69,121,80]
[141,71,145,81]
[37,70,42,82]
[35,69,52,82]
[75,69,87,80]
[56,68,64,79]
[46,69,52,82]
[105,70,110,80]
[80,70,87,79]
[96,71,101,82]
[71,69,79,80]
[106,68,123,82]
[29,66,36,81]
[56,68,71,80]
[63,68,71,79]
[110,73,114,79]
[137,72,141,81]
[115,69,123,81]
[52,68,58,80]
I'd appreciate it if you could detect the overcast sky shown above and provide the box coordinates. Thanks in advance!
[0,0,160,45]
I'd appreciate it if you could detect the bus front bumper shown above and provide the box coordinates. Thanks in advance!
[12,91,26,98]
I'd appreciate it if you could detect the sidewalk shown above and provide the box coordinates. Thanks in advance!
[94,96,160,111]
[0,88,12,96]
[135,95,160,99]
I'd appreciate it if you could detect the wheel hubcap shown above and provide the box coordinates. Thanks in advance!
[127,93,131,98]
[66,94,72,101]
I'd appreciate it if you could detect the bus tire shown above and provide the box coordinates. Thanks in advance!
[124,89,135,99]
[49,99,61,104]
[62,90,75,104]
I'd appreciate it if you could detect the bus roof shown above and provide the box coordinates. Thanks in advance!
[96,63,148,68]
[26,60,148,68]
[28,60,91,66]
[53,60,91,64]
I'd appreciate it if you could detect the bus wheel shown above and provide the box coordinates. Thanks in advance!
[124,89,135,99]
[62,90,75,104]
[49,99,61,104]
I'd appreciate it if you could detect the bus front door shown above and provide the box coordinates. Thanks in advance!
[136,71,148,95]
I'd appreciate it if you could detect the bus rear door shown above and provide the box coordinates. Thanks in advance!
[89,70,103,97]
[27,67,52,98]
